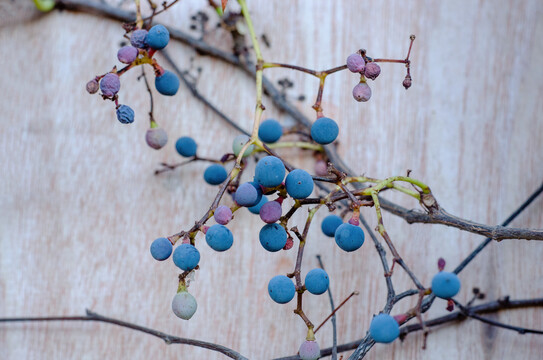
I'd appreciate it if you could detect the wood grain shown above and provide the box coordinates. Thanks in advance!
[1,1,542,359]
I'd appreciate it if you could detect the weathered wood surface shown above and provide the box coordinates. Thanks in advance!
[1,1,542,359]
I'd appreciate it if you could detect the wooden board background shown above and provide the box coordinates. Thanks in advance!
[1,0,542,359]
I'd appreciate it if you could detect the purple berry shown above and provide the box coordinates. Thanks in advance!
[130,29,148,48]
[116,105,135,124]
[364,62,381,80]
[352,82,372,102]
[299,340,320,360]
[214,205,233,225]
[346,53,365,73]
[100,73,120,97]
[235,182,260,207]
[145,127,168,150]
[86,79,99,94]
[117,45,139,64]
[259,200,282,223]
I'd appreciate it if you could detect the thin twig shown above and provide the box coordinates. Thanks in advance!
[0,309,248,360]
[316,255,338,360]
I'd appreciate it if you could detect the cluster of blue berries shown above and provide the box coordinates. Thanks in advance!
[86,24,180,135]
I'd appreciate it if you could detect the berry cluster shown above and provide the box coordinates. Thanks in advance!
[86,23,181,150]
[346,48,412,103]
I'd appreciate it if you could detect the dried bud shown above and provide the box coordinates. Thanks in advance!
[364,62,381,80]
[352,82,372,102]
[283,237,294,250]
[348,216,359,226]
[145,127,168,150]
[437,257,446,271]
[86,79,99,94]
[446,299,455,312]
[346,53,365,73]
[403,74,412,89]
[393,313,408,324]
[314,160,328,176]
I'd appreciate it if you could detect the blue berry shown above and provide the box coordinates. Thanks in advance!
[172,243,200,271]
[369,314,400,343]
[235,182,260,207]
[431,271,461,299]
[334,223,365,252]
[248,196,268,214]
[146,24,170,50]
[175,136,197,157]
[259,200,282,224]
[155,70,179,96]
[304,268,329,295]
[268,275,295,304]
[130,29,148,48]
[321,215,343,237]
[254,156,286,188]
[116,105,135,124]
[205,224,233,252]
[311,117,339,145]
[150,237,172,261]
[258,119,282,143]
[203,164,228,185]
[232,134,254,157]
[259,223,287,252]
[214,205,232,225]
[285,169,314,199]
[100,73,120,97]
[117,45,138,64]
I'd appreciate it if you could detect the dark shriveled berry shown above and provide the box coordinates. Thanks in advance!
[130,29,148,48]
[403,74,412,89]
[364,62,381,80]
[86,79,99,94]
[116,105,135,124]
